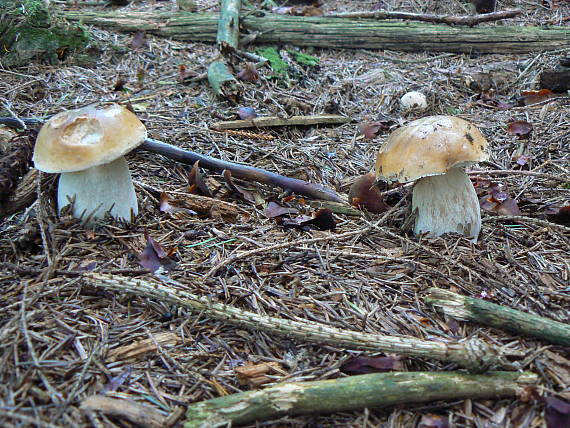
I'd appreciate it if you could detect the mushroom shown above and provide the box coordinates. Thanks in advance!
[400,91,428,112]
[375,115,488,241]
[33,103,147,224]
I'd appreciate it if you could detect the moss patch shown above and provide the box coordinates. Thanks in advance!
[1,0,90,66]
[256,46,289,79]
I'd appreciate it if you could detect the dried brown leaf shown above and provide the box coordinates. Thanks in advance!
[265,201,298,218]
[546,397,570,428]
[188,161,212,196]
[236,64,260,82]
[340,355,404,375]
[507,120,533,139]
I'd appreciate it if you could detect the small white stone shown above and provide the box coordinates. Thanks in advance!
[400,91,428,112]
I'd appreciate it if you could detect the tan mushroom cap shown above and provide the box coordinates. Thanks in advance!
[33,103,147,173]
[375,115,488,183]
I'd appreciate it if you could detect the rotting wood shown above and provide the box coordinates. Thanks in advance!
[61,11,570,54]
[182,371,538,428]
[107,332,181,361]
[326,9,522,26]
[207,0,241,101]
[81,395,166,428]
[210,114,351,130]
[83,272,522,371]
[426,288,570,346]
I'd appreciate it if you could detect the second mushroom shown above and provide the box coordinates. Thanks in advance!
[375,115,488,242]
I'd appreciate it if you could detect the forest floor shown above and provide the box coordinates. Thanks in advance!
[1,0,569,427]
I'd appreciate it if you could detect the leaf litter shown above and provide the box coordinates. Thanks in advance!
[0,0,569,427]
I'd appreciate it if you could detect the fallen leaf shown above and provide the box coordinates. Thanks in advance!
[188,161,212,196]
[348,173,390,214]
[507,120,533,139]
[236,63,260,82]
[179,64,198,82]
[302,208,336,231]
[493,198,522,215]
[418,414,450,428]
[159,192,197,216]
[546,206,570,225]
[100,366,132,394]
[479,91,514,110]
[113,78,127,92]
[130,31,147,49]
[545,397,570,428]
[138,231,177,273]
[265,201,298,218]
[518,89,555,106]
[223,170,256,203]
[340,355,404,375]
[358,122,389,139]
[237,107,258,120]
[513,154,530,167]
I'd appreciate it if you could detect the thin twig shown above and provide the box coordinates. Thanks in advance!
[483,215,570,234]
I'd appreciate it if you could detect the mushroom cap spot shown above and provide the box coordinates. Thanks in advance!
[375,115,488,183]
[33,103,147,173]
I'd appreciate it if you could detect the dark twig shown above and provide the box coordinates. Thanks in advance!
[0,117,342,202]
[141,138,341,202]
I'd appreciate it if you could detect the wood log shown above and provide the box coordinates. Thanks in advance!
[61,11,570,54]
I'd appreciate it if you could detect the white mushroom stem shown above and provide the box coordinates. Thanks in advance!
[58,156,138,224]
[412,166,481,242]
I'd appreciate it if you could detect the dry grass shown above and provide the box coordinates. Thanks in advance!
[1,0,569,426]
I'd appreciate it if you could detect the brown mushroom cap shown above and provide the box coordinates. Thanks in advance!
[33,103,147,173]
[375,115,488,183]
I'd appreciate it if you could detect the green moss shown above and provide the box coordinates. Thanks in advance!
[0,0,90,66]
[289,50,319,67]
[256,46,289,78]
[562,182,570,189]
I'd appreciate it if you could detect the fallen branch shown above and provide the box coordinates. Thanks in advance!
[207,0,241,101]
[210,114,351,130]
[84,273,521,371]
[426,288,570,347]
[61,11,570,54]
[141,138,341,202]
[0,118,342,203]
[482,215,570,233]
[326,9,522,26]
[183,371,537,427]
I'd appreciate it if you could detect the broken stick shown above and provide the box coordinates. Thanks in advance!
[210,114,351,130]
[183,371,537,427]
[84,272,521,371]
[426,288,570,346]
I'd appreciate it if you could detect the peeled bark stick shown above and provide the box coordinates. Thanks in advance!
[61,11,570,54]
[141,138,342,202]
[83,273,521,371]
[81,395,166,428]
[211,114,351,130]
[426,288,570,346]
[207,0,241,100]
[183,371,537,428]
[326,9,522,25]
